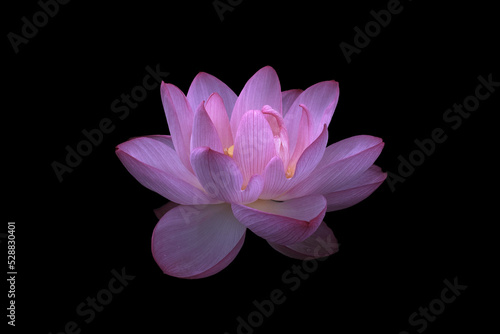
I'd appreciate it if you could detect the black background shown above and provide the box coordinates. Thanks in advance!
[4,0,498,333]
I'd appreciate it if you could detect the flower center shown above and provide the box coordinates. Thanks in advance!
[224,145,234,158]
[285,166,295,179]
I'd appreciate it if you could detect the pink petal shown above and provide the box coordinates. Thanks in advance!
[259,126,327,199]
[286,80,339,144]
[117,136,197,185]
[290,124,328,180]
[190,102,223,153]
[319,135,383,166]
[187,72,237,119]
[161,82,194,171]
[259,156,291,200]
[261,105,289,167]
[152,203,246,279]
[147,134,175,149]
[232,110,276,186]
[116,136,220,205]
[188,234,245,279]
[325,165,387,212]
[268,222,339,260]
[154,201,179,219]
[286,105,314,176]
[281,89,302,116]
[282,135,384,200]
[204,93,233,149]
[230,66,282,137]
[231,195,327,245]
[190,147,264,204]
[283,104,315,159]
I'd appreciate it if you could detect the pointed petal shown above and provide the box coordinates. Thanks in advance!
[260,156,292,200]
[190,102,223,153]
[289,124,328,180]
[205,93,233,149]
[325,165,387,212]
[152,203,246,279]
[161,82,194,171]
[286,80,339,140]
[232,110,276,186]
[230,66,282,136]
[261,105,289,167]
[146,134,175,149]
[260,126,327,200]
[117,136,198,186]
[286,106,319,178]
[268,222,339,260]
[319,135,383,166]
[282,135,384,199]
[190,147,264,204]
[231,195,327,245]
[281,89,302,116]
[187,72,237,119]
[116,136,219,205]
[284,104,314,158]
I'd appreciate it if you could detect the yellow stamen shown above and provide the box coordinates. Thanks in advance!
[285,166,295,179]
[224,145,234,158]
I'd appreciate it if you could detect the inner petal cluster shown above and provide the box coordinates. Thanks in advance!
[207,103,298,184]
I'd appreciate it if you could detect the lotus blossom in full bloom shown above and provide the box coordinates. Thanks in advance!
[116,66,386,279]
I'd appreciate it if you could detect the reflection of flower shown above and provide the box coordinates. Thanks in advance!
[116,66,386,279]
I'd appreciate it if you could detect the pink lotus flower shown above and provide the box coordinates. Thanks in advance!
[116,66,386,279]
